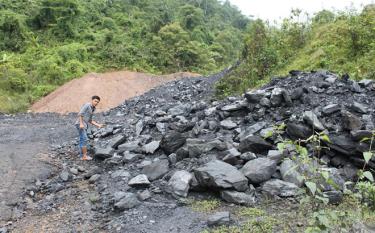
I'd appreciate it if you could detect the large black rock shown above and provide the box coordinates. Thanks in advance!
[238,136,273,153]
[160,131,187,154]
[286,122,313,140]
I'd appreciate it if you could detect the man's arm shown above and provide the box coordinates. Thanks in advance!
[90,120,104,128]
[79,115,85,129]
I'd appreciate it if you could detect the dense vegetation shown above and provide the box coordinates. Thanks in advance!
[0,0,249,112]
[217,5,375,96]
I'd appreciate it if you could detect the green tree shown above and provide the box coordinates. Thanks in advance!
[178,4,204,30]
[0,10,28,51]
[33,0,81,38]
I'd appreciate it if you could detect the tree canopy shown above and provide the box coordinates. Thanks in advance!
[0,0,250,112]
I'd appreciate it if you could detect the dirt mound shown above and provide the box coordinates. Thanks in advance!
[31,71,200,114]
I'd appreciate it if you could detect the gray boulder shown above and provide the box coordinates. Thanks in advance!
[241,158,277,184]
[118,140,140,153]
[109,135,127,149]
[207,212,231,227]
[135,120,144,136]
[128,174,151,187]
[111,170,131,179]
[142,141,160,154]
[238,122,267,141]
[280,159,304,187]
[221,101,247,111]
[123,152,143,163]
[244,90,266,103]
[351,130,373,141]
[167,170,193,197]
[186,138,226,157]
[322,104,341,115]
[168,104,190,116]
[141,159,169,181]
[194,160,248,191]
[94,146,113,159]
[114,192,140,210]
[270,88,284,106]
[261,179,299,197]
[238,136,273,154]
[220,190,256,205]
[60,170,72,182]
[324,191,343,204]
[160,131,187,154]
[220,120,237,130]
[267,150,284,163]
[341,110,363,131]
[286,123,313,140]
[240,152,257,161]
[328,135,357,156]
[303,111,325,131]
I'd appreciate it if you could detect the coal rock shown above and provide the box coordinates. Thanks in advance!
[94,146,114,159]
[160,131,187,154]
[303,111,325,131]
[128,174,150,187]
[59,170,72,182]
[194,160,248,191]
[166,170,193,197]
[141,159,169,181]
[280,159,304,187]
[286,123,313,140]
[241,158,277,184]
[220,120,237,130]
[142,141,160,154]
[109,135,127,149]
[341,110,363,131]
[220,190,256,205]
[322,104,341,115]
[114,192,140,210]
[238,136,273,154]
[207,212,231,227]
[261,179,299,197]
[351,102,368,114]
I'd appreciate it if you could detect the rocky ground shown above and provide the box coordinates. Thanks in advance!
[1,67,375,233]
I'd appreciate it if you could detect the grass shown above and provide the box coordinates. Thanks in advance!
[190,198,221,213]
[200,195,375,233]
[0,93,30,113]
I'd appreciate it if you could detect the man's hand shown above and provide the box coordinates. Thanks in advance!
[79,123,84,129]
[91,121,105,128]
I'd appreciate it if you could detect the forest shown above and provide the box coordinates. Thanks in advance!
[216,5,375,96]
[0,0,374,113]
[0,0,248,112]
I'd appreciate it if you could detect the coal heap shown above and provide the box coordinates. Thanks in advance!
[34,69,375,231]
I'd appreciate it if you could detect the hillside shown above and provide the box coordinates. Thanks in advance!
[216,5,375,96]
[0,0,249,113]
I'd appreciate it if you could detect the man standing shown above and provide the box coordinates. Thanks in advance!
[75,95,104,160]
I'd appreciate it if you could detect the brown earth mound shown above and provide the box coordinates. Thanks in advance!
[31,71,200,114]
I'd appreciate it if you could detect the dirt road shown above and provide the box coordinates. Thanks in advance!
[0,114,76,224]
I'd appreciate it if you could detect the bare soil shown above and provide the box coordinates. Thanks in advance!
[31,71,200,114]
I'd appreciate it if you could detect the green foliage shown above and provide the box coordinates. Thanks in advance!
[0,10,28,51]
[0,64,29,92]
[0,0,249,113]
[218,5,375,97]
[33,0,81,38]
[178,4,204,30]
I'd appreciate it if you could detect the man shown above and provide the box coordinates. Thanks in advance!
[75,95,104,160]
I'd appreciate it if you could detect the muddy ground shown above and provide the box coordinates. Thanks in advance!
[0,113,211,233]
[0,114,75,224]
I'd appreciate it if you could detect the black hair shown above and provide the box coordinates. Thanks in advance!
[92,95,101,101]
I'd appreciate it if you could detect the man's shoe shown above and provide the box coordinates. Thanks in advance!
[82,155,93,161]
